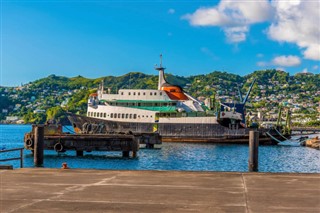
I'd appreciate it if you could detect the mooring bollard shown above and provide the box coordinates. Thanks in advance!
[61,162,70,169]
[248,130,259,172]
[34,125,44,167]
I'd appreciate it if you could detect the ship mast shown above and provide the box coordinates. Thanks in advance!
[155,54,167,90]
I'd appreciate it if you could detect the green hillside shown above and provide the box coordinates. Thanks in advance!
[0,69,319,124]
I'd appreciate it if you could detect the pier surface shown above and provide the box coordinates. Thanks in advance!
[1,169,319,212]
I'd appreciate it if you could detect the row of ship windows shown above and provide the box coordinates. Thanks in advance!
[108,102,176,107]
[120,91,163,96]
[88,111,153,119]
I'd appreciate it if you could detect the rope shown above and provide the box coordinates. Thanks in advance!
[266,132,283,143]
[273,128,301,143]
[274,128,290,141]
[267,131,301,145]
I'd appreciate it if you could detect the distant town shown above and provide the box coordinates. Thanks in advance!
[1,69,319,126]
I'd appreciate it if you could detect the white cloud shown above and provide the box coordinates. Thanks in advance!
[303,45,320,60]
[182,0,273,43]
[302,68,308,73]
[267,0,320,60]
[272,55,301,67]
[257,53,264,58]
[258,55,301,67]
[183,0,320,61]
[182,7,231,26]
[313,65,319,70]
[168,9,175,14]
[224,26,248,43]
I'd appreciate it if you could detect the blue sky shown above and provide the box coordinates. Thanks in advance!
[1,0,319,86]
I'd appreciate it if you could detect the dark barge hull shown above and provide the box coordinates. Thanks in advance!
[67,113,284,145]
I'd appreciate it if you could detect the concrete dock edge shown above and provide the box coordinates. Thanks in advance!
[1,169,319,212]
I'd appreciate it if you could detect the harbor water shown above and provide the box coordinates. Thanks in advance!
[1,124,319,172]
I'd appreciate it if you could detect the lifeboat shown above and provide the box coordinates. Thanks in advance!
[160,83,188,100]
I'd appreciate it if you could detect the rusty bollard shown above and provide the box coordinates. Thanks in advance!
[61,162,70,169]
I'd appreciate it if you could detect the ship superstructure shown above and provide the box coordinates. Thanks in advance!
[68,55,267,143]
[86,55,233,127]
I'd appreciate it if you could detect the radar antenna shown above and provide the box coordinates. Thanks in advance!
[155,54,166,71]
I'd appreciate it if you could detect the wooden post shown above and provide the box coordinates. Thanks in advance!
[249,130,259,172]
[34,125,44,167]
[146,143,154,149]
[131,135,139,157]
[122,151,129,157]
[76,150,84,156]
[132,151,137,158]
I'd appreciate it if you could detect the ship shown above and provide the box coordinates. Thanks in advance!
[67,55,284,144]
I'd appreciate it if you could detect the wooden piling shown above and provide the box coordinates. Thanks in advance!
[34,125,44,167]
[122,151,129,157]
[76,150,84,157]
[132,151,137,158]
[146,143,154,149]
[248,130,259,172]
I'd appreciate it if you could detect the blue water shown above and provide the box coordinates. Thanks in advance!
[0,125,319,173]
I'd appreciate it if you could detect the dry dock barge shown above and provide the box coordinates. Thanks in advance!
[24,124,161,157]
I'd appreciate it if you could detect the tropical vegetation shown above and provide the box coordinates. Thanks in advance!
[0,69,319,125]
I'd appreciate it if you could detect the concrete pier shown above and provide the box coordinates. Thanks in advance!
[1,169,319,212]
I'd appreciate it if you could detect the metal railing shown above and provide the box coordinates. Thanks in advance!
[0,147,24,168]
